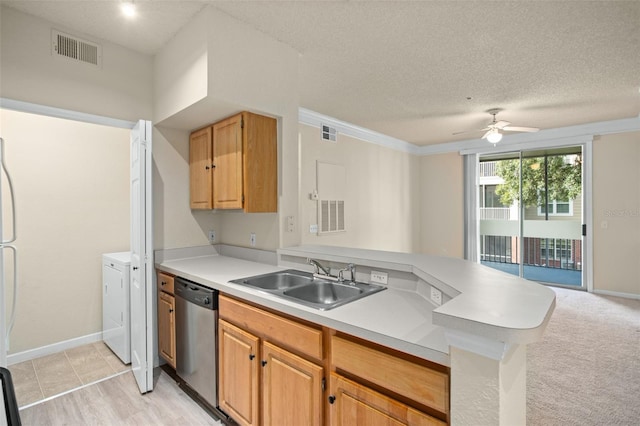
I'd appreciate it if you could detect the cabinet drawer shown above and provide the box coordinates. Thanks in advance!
[157,272,175,295]
[330,373,446,426]
[331,335,449,415]
[219,295,323,361]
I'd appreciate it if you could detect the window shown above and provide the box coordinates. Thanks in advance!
[538,199,573,216]
[540,239,572,261]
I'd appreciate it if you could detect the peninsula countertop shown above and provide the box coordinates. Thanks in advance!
[155,245,556,367]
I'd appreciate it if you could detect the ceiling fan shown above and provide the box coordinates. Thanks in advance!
[454,109,539,143]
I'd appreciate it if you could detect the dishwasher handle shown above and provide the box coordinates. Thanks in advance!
[174,277,218,310]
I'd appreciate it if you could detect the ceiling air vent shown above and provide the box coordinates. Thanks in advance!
[52,30,102,67]
[321,124,337,142]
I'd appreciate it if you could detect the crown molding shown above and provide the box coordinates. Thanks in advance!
[1,98,137,129]
[298,108,422,155]
[299,108,640,157]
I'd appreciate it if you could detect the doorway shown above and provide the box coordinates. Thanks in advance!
[478,146,585,288]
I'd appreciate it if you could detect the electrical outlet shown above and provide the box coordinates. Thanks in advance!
[310,224,318,233]
[370,270,388,285]
[430,287,442,306]
[208,230,216,244]
[287,216,295,233]
[250,232,256,247]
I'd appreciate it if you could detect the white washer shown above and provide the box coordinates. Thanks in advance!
[102,252,131,364]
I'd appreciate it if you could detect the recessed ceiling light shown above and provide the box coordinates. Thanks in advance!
[121,1,136,18]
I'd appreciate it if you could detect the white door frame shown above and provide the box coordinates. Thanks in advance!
[462,135,593,292]
[0,98,155,383]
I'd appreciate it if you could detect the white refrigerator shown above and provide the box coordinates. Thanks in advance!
[0,137,17,368]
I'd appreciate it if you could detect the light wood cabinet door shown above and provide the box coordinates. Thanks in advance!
[262,341,323,426]
[219,320,260,426]
[189,126,213,209]
[329,374,446,426]
[157,291,176,368]
[242,112,277,213]
[212,114,244,210]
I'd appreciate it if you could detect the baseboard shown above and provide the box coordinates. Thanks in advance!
[7,332,103,366]
[593,289,640,300]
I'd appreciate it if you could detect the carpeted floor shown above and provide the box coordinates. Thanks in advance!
[527,287,640,425]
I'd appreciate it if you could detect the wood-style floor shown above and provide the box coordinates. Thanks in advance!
[18,369,221,425]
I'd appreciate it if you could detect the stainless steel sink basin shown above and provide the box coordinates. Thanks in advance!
[283,282,363,304]
[230,269,385,310]
[240,271,313,290]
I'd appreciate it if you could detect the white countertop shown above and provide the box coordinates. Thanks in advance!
[280,246,556,345]
[156,245,556,367]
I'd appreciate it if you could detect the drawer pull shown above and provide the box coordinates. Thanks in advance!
[261,360,267,367]
[249,354,255,361]
[328,395,336,404]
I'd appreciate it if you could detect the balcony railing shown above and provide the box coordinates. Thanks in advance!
[479,207,512,220]
[480,235,582,271]
[479,161,498,177]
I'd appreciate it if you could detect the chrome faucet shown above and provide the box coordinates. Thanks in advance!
[307,258,331,276]
[338,263,356,284]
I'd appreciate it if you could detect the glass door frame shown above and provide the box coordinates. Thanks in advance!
[463,137,593,292]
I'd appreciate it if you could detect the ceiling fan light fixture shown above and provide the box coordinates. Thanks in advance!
[486,129,503,144]
[121,1,136,18]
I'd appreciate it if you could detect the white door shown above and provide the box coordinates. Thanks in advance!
[130,120,153,393]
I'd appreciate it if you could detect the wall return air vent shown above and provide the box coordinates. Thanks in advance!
[321,124,338,142]
[52,30,102,67]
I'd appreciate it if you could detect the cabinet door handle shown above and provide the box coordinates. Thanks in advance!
[261,360,267,367]
[328,395,336,404]
[133,266,139,271]
[249,354,255,360]
[169,308,174,313]
[205,166,210,170]
[211,164,216,168]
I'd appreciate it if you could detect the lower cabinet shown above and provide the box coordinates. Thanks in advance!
[218,320,260,426]
[329,374,446,426]
[217,294,449,426]
[262,341,323,426]
[218,295,325,426]
[157,271,176,369]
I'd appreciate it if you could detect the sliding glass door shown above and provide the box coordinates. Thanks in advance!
[478,146,584,288]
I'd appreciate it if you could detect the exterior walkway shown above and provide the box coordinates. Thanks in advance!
[481,261,582,287]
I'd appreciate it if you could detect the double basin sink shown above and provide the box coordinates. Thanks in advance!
[230,269,386,310]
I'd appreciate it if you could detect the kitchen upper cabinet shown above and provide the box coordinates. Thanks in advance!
[212,114,244,209]
[189,127,213,209]
[262,341,323,426]
[219,319,260,426]
[329,374,446,426]
[157,271,176,369]
[189,111,277,212]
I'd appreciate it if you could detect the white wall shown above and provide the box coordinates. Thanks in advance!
[1,109,130,353]
[152,126,220,250]
[299,123,420,252]
[419,153,464,258]
[0,6,153,122]
[154,6,300,251]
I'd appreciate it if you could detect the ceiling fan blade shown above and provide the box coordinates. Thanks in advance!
[452,127,489,136]
[502,126,539,133]
[494,121,511,129]
[481,129,492,139]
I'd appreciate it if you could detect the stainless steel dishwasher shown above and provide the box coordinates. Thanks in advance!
[174,277,218,409]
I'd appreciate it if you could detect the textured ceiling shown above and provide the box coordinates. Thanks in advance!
[2,1,639,146]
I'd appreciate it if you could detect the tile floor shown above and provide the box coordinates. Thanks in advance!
[9,341,130,408]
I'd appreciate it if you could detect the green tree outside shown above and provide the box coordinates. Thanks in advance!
[495,155,582,209]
